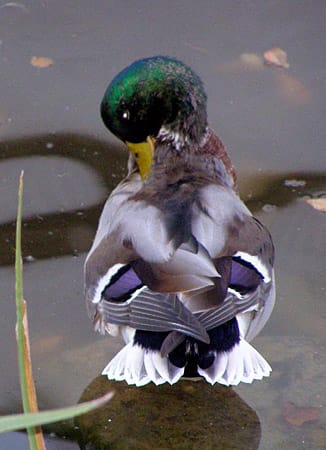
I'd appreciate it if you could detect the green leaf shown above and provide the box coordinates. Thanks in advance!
[15,171,46,449]
[11,172,114,447]
[0,392,114,434]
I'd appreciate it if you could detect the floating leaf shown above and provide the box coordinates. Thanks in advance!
[30,56,54,68]
[305,198,326,213]
[283,402,320,426]
[264,47,289,68]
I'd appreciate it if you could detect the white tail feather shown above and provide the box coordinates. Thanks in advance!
[198,338,271,386]
[102,338,271,387]
[102,343,184,386]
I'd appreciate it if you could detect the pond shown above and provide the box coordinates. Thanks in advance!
[0,1,325,449]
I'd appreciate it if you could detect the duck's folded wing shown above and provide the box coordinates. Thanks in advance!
[159,268,275,356]
[98,290,209,343]
[99,273,274,357]
[85,178,222,343]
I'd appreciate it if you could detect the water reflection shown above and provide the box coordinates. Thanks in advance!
[76,377,261,450]
[0,133,126,265]
[1,134,324,266]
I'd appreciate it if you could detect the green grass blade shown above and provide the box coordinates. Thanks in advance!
[0,392,114,434]
[11,172,114,447]
[15,172,26,403]
[15,171,45,449]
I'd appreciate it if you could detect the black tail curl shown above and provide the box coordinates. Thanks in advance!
[133,317,240,377]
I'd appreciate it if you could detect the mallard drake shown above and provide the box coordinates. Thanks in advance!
[85,56,275,386]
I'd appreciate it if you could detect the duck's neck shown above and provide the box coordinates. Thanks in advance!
[150,128,237,191]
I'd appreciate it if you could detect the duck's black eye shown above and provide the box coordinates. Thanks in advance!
[121,110,130,121]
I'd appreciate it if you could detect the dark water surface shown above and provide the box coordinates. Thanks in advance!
[0,1,325,449]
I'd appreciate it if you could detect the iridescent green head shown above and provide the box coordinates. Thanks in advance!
[101,56,207,144]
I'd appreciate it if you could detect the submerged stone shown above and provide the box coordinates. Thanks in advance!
[76,378,261,449]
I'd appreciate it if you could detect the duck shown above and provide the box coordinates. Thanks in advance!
[84,56,275,386]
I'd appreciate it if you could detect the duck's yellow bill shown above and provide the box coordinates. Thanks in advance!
[126,136,155,180]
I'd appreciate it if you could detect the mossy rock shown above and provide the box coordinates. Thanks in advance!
[76,378,261,450]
